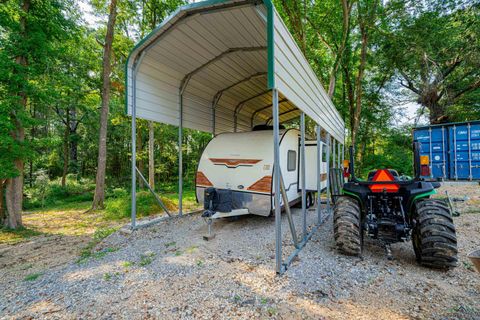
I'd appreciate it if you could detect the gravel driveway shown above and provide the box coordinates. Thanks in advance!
[1,184,479,320]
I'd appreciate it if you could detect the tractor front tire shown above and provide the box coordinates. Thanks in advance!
[334,197,362,256]
[413,199,458,269]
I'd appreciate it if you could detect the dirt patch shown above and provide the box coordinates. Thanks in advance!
[1,184,479,319]
[0,204,123,286]
[433,182,480,215]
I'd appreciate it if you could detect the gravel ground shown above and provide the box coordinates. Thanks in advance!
[1,183,479,320]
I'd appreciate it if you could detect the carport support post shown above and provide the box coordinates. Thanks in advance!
[333,139,336,169]
[272,88,282,274]
[338,143,341,168]
[300,112,307,240]
[178,91,183,216]
[326,133,331,212]
[316,124,322,225]
[131,70,137,229]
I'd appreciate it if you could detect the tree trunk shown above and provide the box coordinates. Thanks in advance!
[29,104,35,187]
[69,134,78,173]
[61,126,69,187]
[328,0,351,98]
[148,121,155,190]
[4,0,30,229]
[351,22,368,147]
[5,133,24,229]
[61,107,70,187]
[69,108,79,174]
[0,180,5,226]
[92,0,118,210]
[137,129,144,188]
[426,100,448,124]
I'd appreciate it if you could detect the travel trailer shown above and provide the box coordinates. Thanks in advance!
[196,127,328,218]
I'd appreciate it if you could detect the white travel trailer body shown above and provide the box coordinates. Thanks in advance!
[196,128,327,217]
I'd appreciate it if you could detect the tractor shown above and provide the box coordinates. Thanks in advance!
[334,142,458,269]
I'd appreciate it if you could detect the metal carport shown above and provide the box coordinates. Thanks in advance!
[125,0,345,274]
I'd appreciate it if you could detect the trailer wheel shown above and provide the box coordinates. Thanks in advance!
[413,199,458,269]
[306,192,313,208]
[334,196,362,256]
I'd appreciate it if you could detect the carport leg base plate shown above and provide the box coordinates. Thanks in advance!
[203,234,216,241]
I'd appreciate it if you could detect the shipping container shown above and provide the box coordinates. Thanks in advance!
[413,120,480,181]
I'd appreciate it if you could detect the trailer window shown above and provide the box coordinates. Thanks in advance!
[287,150,296,171]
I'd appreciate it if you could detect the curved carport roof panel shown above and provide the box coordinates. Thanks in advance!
[126,0,345,141]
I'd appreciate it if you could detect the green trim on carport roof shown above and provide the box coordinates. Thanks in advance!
[263,0,275,89]
[123,0,237,115]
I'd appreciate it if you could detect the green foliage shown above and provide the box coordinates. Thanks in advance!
[77,227,118,264]
[0,0,477,226]
[0,226,42,244]
[23,272,43,282]
[139,252,156,266]
[92,227,117,241]
[0,0,79,180]
[24,176,95,210]
[356,127,414,178]
[103,190,176,220]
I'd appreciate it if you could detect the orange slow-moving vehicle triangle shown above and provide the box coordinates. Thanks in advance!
[369,169,399,193]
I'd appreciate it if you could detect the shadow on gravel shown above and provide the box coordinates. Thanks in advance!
[1,208,479,320]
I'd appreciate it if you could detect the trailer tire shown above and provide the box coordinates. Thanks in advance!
[413,199,458,269]
[334,196,362,256]
[306,192,314,208]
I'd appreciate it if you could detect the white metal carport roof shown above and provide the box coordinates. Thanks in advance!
[125,0,345,142]
[126,0,346,275]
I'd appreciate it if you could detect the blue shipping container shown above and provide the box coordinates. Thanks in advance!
[413,120,480,180]
[448,123,480,180]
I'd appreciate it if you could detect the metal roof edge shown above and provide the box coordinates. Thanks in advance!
[413,120,480,130]
[124,0,259,115]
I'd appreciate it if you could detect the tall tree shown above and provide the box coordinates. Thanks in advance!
[0,0,76,227]
[379,1,480,124]
[346,0,380,146]
[3,0,30,228]
[92,0,118,209]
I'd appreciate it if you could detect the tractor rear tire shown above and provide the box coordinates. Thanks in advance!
[413,199,458,269]
[334,197,362,256]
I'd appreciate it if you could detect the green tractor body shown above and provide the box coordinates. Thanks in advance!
[334,143,458,269]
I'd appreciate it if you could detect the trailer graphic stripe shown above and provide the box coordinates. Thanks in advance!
[209,158,262,168]
[247,175,272,193]
[196,171,213,187]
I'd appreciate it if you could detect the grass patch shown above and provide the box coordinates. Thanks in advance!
[449,304,477,315]
[196,260,204,267]
[24,272,42,282]
[0,226,42,245]
[267,307,277,316]
[185,245,198,254]
[122,261,135,268]
[24,176,95,210]
[77,227,119,264]
[139,252,156,266]
[104,191,177,221]
[463,261,475,272]
[165,241,176,248]
[174,250,183,256]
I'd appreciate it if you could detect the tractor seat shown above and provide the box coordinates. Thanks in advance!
[367,169,400,181]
